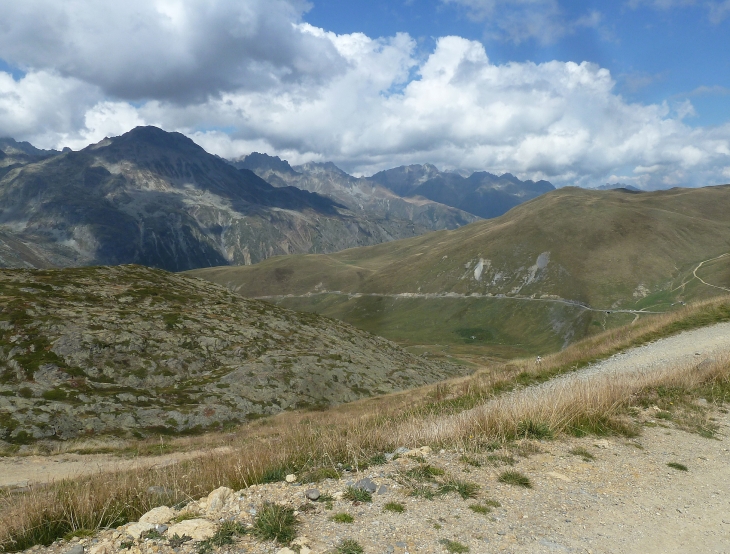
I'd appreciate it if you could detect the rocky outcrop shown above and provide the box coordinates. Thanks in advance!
[0,265,470,442]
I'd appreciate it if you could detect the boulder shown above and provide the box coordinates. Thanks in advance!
[206,486,235,512]
[125,522,155,539]
[139,506,175,524]
[166,519,217,541]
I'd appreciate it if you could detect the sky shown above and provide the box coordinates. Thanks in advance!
[0,1,728,189]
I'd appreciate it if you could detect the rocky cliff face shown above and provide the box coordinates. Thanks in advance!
[0,127,437,271]
[0,265,468,443]
[232,154,479,231]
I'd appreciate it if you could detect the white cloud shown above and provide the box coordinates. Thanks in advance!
[441,0,602,44]
[0,21,729,190]
[0,0,344,102]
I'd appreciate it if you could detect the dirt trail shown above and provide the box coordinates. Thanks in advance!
[0,448,230,489]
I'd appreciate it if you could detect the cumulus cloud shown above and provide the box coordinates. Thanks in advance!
[161,35,728,189]
[441,0,601,44]
[0,12,728,190]
[0,0,345,102]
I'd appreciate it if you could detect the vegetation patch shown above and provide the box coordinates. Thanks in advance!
[569,447,595,461]
[383,502,405,513]
[439,539,470,553]
[251,503,298,544]
[335,539,364,554]
[498,470,532,488]
[343,486,372,503]
[329,513,354,524]
[667,462,688,472]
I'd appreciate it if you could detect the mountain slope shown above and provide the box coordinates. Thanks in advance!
[368,164,555,219]
[232,153,479,230]
[189,185,730,357]
[0,127,440,271]
[0,265,468,443]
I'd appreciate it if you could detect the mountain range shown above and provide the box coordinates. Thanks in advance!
[0,127,553,272]
[233,153,554,223]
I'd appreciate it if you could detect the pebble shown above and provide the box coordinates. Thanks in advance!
[285,474,297,483]
[305,488,320,501]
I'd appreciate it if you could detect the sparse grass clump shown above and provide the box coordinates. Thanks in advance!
[516,419,553,440]
[667,462,688,471]
[251,502,298,544]
[62,529,94,541]
[459,455,481,467]
[569,447,595,461]
[300,467,339,483]
[498,470,532,488]
[468,504,491,515]
[383,502,405,513]
[485,454,516,466]
[438,479,479,500]
[406,464,445,481]
[329,513,354,523]
[198,521,247,554]
[439,539,470,553]
[335,539,364,554]
[343,486,372,503]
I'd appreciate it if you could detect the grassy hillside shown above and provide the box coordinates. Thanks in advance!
[190,185,730,358]
[0,265,468,444]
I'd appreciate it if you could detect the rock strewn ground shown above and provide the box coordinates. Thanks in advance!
[0,265,468,443]
[20,406,730,554]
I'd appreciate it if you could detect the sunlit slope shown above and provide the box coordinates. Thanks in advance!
[189,186,730,358]
[190,186,730,309]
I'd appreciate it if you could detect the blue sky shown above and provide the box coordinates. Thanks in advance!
[0,0,728,189]
[307,0,730,126]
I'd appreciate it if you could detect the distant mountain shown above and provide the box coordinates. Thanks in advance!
[368,165,555,219]
[231,153,478,231]
[596,183,641,192]
[0,138,61,179]
[0,137,60,160]
[0,127,441,271]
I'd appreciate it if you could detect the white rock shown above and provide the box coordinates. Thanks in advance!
[206,487,235,512]
[285,474,297,483]
[333,491,344,500]
[125,522,155,539]
[276,549,297,554]
[166,519,217,541]
[139,506,175,524]
[89,542,113,554]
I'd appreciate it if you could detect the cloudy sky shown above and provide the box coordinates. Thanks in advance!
[0,0,728,188]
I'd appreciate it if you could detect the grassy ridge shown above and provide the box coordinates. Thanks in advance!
[189,186,730,357]
[2,294,729,551]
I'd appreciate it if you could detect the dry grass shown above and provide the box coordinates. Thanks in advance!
[1,297,729,551]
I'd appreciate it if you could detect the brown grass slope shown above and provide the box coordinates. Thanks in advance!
[190,185,730,308]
